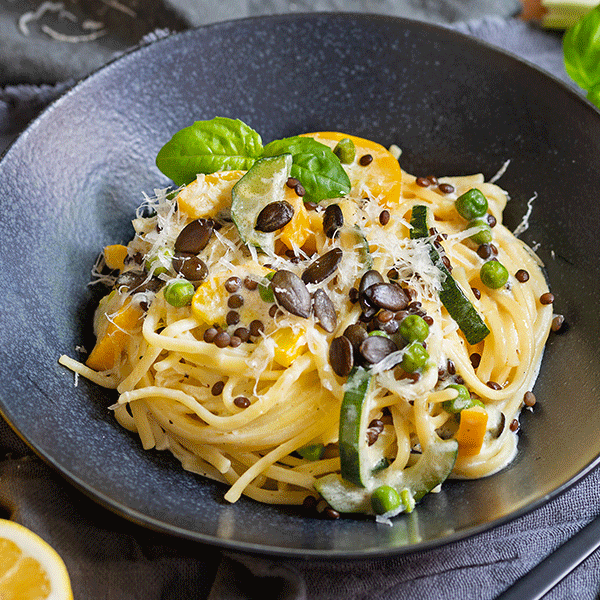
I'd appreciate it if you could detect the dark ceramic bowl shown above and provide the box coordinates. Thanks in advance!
[1,14,599,558]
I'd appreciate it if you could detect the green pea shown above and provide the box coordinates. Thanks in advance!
[145,247,174,275]
[467,218,492,245]
[399,314,429,343]
[369,330,390,338]
[400,341,429,373]
[164,279,195,307]
[480,260,509,289]
[455,188,488,221]
[333,137,356,164]
[442,384,484,413]
[297,443,325,461]
[371,485,401,515]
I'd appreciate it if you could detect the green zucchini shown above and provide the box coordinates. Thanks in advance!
[315,439,458,515]
[410,205,490,345]
[231,154,292,254]
[338,366,373,487]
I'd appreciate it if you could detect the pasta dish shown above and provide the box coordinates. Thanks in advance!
[60,120,554,518]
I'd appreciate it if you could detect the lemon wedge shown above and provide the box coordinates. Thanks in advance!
[0,519,73,600]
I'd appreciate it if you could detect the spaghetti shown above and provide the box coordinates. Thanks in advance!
[60,129,553,516]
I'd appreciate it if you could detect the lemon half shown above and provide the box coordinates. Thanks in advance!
[0,519,73,600]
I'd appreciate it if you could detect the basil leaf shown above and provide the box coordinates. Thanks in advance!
[156,117,263,185]
[563,6,600,95]
[262,136,351,203]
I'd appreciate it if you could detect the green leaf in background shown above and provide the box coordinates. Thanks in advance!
[563,5,600,103]
[262,136,351,203]
[587,82,600,106]
[156,117,263,185]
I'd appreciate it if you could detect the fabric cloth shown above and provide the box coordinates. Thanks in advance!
[1,3,597,599]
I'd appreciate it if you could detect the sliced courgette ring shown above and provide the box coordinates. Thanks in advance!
[410,204,490,345]
[315,439,458,515]
[231,154,292,254]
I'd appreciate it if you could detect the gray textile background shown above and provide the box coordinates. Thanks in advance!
[1,2,597,599]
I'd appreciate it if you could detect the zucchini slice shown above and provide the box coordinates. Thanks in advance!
[338,366,373,487]
[410,204,490,345]
[231,154,292,254]
[315,439,458,515]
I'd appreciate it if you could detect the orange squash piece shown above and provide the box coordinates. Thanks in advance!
[86,300,144,371]
[456,406,488,457]
[301,131,402,207]
[103,244,128,271]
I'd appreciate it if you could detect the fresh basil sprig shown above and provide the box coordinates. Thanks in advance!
[156,117,263,185]
[262,136,351,203]
[155,117,351,203]
[563,6,600,108]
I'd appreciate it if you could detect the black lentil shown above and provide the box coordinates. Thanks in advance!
[249,320,264,337]
[551,314,565,332]
[359,154,373,166]
[203,327,218,343]
[477,244,493,259]
[470,353,481,369]
[524,391,536,407]
[509,419,520,432]
[228,294,244,309]
[226,311,240,326]
[472,287,481,300]
[234,327,250,342]
[515,269,529,283]
[211,381,225,396]
[540,292,555,305]
[438,183,455,194]
[214,331,231,348]
[225,277,241,293]
[323,507,340,520]
[487,381,502,390]
[379,210,390,226]
[243,277,259,291]
[234,396,251,409]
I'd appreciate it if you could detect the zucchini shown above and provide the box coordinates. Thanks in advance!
[410,205,490,345]
[327,361,458,516]
[338,366,373,487]
[231,154,292,254]
[315,439,458,515]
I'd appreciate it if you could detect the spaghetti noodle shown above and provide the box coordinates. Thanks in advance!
[60,128,553,516]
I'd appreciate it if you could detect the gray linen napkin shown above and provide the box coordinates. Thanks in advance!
[1,4,598,600]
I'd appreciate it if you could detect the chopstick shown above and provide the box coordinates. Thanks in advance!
[496,512,600,599]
